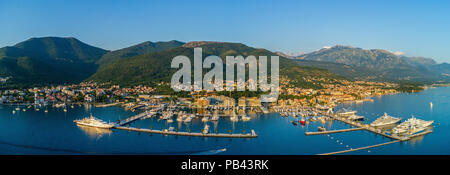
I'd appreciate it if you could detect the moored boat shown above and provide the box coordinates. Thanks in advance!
[370,113,401,127]
[74,114,114,129]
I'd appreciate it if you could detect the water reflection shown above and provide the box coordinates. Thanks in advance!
[77,125,112,140]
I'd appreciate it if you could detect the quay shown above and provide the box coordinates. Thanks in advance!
[305,127,363,135]
[114,126,258,138]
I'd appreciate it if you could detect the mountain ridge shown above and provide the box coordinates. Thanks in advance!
[294,45,449,82]
[96,40,184,66]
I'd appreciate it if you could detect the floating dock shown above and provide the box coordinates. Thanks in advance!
[114,126,257,138]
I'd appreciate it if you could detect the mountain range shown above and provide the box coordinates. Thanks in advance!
[292,45,450,82]
[89,41,342,89]
[1,37,449,89]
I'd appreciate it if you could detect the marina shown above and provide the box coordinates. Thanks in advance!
[75,105,259,138]
[0,86,448,155]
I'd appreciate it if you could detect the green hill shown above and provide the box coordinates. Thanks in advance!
[0,37,108,88]
[96,40,185,66]
[89,41,342,89]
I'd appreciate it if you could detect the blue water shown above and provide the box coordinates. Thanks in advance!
[0,86,449,155]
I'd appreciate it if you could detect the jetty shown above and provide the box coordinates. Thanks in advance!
[318,140,401,155]
[114,126,257,138]
[117,106,163,126]
[305,127,363,135]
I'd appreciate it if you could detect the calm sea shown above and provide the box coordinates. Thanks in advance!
[0,86,449,155]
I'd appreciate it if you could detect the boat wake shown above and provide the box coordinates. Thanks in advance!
[0,139,227,155]
[0,140,90,154]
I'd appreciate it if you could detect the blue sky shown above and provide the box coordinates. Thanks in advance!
[1,0,450,63]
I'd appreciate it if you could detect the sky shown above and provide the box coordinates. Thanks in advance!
[1,0,450,63]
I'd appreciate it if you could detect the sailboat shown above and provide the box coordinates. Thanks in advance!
[430,102,433,109]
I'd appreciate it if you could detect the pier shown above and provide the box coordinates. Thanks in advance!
[117,112,152,126]
[305,127,363,135]
[117,106,162,126]
[318,140,401,155]
[114,126,257,138]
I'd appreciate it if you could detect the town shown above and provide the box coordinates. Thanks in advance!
[0,77,400,112]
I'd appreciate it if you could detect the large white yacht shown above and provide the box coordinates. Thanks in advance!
[336,109,357,117]
[74,114,114,129]
[370,113,402,127]
[392,116,433,134]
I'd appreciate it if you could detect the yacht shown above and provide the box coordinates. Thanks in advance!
[336,109,357,117]
[74,115,114,129]
[392,116,433,134]
[348,115,364,121]
[370,113,401,127]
